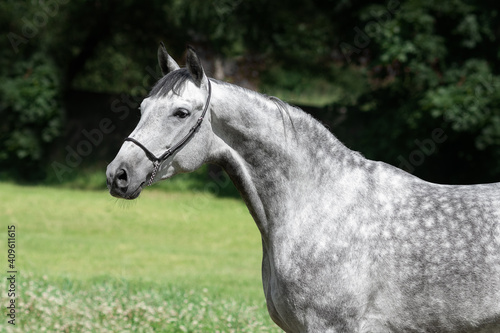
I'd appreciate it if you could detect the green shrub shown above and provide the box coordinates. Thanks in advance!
[0,52,63,180]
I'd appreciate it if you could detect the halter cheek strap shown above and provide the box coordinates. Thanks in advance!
[124,79,212,186]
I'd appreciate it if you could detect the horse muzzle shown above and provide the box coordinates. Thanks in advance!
[106,162,145,200]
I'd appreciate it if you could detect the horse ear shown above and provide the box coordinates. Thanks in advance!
[158,42,180,75]
[186,45,207,87]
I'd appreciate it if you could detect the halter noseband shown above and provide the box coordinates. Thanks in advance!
[124,79,212,186]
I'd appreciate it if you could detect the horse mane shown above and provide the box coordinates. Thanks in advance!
[210,76,351,152]
[148,68,193,98]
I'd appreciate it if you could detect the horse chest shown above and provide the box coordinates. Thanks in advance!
[261,229,372,333]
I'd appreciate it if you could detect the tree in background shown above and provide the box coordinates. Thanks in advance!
[1,0,499,183]
[341,0,500,183]
[1,1,64,180]
[0,0,178,179]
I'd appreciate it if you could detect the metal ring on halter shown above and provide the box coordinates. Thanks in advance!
[124,79,212,186]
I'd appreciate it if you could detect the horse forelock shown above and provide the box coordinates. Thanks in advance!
[148,68,193,98]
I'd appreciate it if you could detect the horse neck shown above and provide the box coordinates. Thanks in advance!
[209,81,359,236]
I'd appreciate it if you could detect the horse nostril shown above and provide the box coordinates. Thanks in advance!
[115,168,129,189]
[117,169,127,182]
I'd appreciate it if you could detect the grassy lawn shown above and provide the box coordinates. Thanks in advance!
[0,182,280,332]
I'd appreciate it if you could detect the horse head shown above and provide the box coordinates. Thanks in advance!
[106,44,213,199]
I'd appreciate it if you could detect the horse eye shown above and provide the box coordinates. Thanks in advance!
[174,109,189,119]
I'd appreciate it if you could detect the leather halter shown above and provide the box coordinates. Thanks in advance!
[124,79,212,186]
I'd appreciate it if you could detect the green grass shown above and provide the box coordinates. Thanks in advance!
[0,182,280,332]
[1,275,278,332]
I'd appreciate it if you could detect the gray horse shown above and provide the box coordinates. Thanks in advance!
[106,45,500,333]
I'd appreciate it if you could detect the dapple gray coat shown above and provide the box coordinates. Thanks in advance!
[107,45,500,333]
